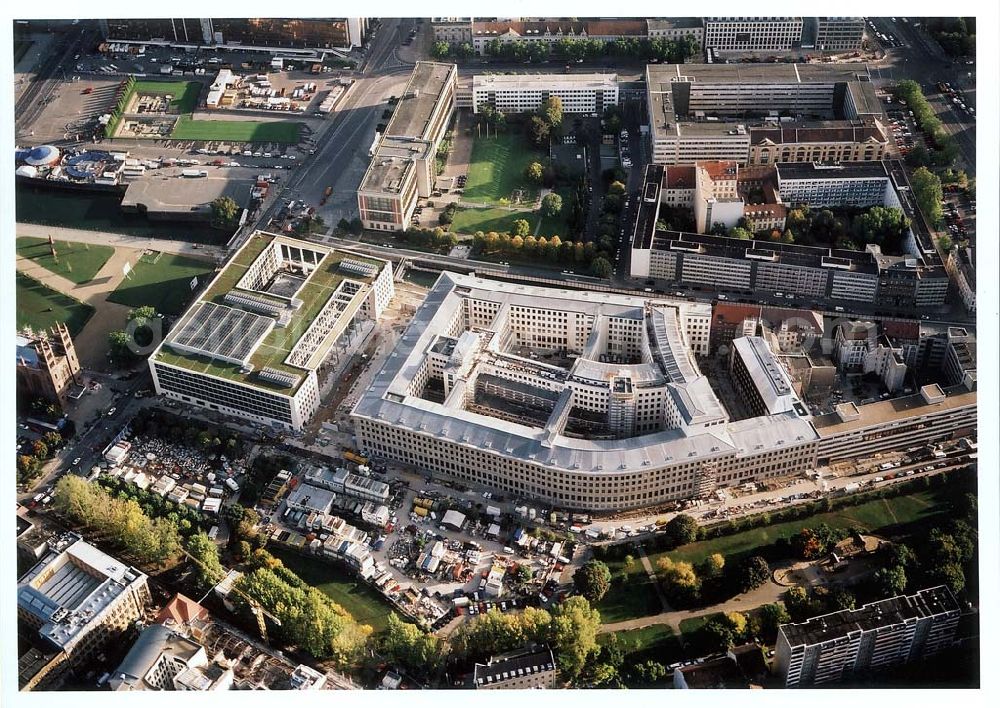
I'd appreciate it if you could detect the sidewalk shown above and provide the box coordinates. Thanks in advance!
[16,222,225,260]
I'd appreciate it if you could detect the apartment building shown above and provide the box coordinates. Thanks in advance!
[945,247,976,314]
[704,17,804,52]
[430,18,473,45]
[813,17,866,52]
[693,160,743,232]
[15,323,82,408]
[473,645,559,689]
[776,586,961,687]
[833,320,878,368]
[646,63,881,165]
[472,73,619,115]
[747,122,889,166]
[729,336,801,416]
[358,62,457,230]
[18,534,151,664]
[149,232,394,431]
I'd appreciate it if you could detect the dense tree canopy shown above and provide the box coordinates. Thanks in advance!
[573,560,612,603]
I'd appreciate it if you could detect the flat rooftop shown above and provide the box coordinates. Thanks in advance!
[473,73,618,91]
[384,61,454,140]
[152,231,386,394]
[121,175,252,217]
[775,160,890,181]
[643,230,881,276]
[779,586,959,648]
[812,383,977,436]
[352,273,818,475]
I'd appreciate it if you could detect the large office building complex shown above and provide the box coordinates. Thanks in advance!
[812,17,866,52]
[746,123,888,166]
[472,73,619,115]
[103,18,368,50]
[357,62,457,231]
[149,231,394,431]
[774,161,899,208]
[352,272,826,513]
[704,17,804,52]
[645,63,883,165]
[776,586,961,687]
[471,19,647,56]
[18,534,151,664]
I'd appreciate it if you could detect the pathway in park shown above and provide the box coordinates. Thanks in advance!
[599,578,786,638]
[638,545,674,615]
[16,222,225,260]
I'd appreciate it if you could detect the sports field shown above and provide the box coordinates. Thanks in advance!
[16,237,114,284]
[171,116,302,143]
[270,548,395,633]
[463,133,544,205]
[16,272,95,337]
[107,251,215,315]
[133,80,202,113]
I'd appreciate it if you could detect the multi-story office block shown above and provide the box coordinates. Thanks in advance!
[812,383,977,462]
[747,123,889,166]
[358,62,457,231]
[646,63,883,165]
[775,161,896,208]
[943,328,977,389]
[472,73,618,115]
[704,17,804,52]
[813,17,866,52]
[776,586,961,687]
[18,534,151,663]
[729,336,800,416]
[104,18,368,50]
[149,232,394,431]
[110,624,233,691]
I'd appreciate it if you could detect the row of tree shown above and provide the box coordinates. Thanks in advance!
[909,166,945,229]
[895,80,959,168]
[52,475,182,565]
[469,230,611,277]
[232,549,373,664]
[925,18,975,57]
[476,35,700,65]
[97,475,209,537]
[780,205,910,252]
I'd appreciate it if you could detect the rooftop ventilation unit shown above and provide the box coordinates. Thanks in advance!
[257,367,300,388]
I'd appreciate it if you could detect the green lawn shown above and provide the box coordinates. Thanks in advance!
[171,116,302,143]
[16,237,115,284]
[595,563,663,624]
[451,206,569,239]
[601,624,686,686]
[107,252,215,315]
[463,132,544,205]
[270,548,395,633]
[648,489,951,570]
[16,271,95,337]
[133,80,202,113]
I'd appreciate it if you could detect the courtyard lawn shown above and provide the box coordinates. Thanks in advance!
[171,115,302,143]
[463,132,544,205]
[648,488,951,570]
[16,271,95,337]
[16,237,115,284]
[601,624,685,686]
[450,206,569,239]
[107,251,215,316]
[270,548,395,633]
[133,80,202,113]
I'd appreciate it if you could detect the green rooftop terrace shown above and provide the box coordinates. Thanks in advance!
[153,232,386,394]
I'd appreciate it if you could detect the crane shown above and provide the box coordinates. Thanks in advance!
[182,547,281,643]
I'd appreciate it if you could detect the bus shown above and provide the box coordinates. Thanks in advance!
[343,450,368,466]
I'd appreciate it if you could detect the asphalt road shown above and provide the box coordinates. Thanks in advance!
[868,18,976,174]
